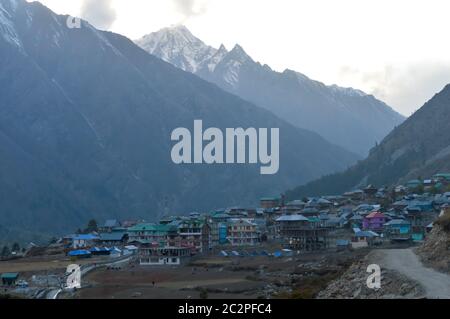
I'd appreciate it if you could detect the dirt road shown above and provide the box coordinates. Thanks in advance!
[372,249,450,299]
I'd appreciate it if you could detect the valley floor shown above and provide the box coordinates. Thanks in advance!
[57,248,368,299]
[3,243,449,299]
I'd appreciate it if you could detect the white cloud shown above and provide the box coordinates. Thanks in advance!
[170,0,210,22]
[338,63,450,115]
[80,0,117,30]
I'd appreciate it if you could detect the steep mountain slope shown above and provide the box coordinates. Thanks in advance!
[286,84,450,199]
[136,26,405,156]
[418,217,450,274]
[0,0,358,241]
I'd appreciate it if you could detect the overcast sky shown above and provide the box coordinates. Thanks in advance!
[32,0,450,116]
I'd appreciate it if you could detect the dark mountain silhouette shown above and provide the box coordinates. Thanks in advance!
[0,0,358,241]
[287,84,450,199]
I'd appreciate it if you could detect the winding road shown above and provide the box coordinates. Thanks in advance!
[372,248,450,299]
[45,255,132,299]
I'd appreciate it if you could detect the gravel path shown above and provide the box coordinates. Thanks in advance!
[372,248,450,299]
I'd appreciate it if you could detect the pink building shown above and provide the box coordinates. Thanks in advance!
[362,212,386,232]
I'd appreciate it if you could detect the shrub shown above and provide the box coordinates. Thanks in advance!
[199,288,208,299]
[286,271,342,299]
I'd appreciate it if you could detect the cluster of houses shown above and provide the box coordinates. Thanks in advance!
[58,173,450,266]
[61,211,263,266]
[273,173,450,250]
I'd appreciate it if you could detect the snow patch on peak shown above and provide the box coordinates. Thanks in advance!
[232,43,245,52]
[166,24,192,36]
[0,0,21,13]
[157,24,199,45]
[228,44,252,63]
[206,44,228,72]
[328,84,367,97]
[136,25,217,73]
[218,43,227,52]
[218,45,254,88]
[222,60,241,88]
[24,6,33,27]
[0,1,24,51]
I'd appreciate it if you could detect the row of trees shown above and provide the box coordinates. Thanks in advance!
[1,243,21,258]
[1,219,99,258]
[76,219,99,234]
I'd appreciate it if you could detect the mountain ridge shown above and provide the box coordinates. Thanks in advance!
[0,0,358,242]
[286,83,450,199]
[136,25,405,156]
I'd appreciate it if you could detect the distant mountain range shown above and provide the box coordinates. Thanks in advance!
[0,0,358,242]
[286,84,450,199]
[136,26,405,156]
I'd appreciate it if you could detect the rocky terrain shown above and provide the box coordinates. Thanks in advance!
[417,217,450,274]
[318,251,424,299]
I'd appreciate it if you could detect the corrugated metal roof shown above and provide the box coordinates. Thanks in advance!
[68,250,91,256]
[128,223,172,232]
[260,197,280,201]
[276,215,309,222]
[73,234,99,240]
[384,219,410,226]
[365,212,385,219]
[355,231,379,237]
[1,273,19,279]
[99,232,127,241]
[103,219,120,227]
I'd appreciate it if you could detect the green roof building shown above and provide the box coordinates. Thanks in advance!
[128,223,176,247]
[1,273,19,286]
[433,173,450,181]
[406,179,423,189]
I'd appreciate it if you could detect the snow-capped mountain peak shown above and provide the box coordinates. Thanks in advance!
[205,43,228,72]
[218,43,227,52]
[136,25,405,156]
[136,25,217,73]
[156,25,199,46]
[135,26,257,75]
[227,44,253,63]
[328,84,367,97]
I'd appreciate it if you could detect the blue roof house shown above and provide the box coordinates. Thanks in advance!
[352,230,380,248]
[72,234,99,249]
[68,250,92,258]
[384,219,411,241]
[1,273,19,286]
